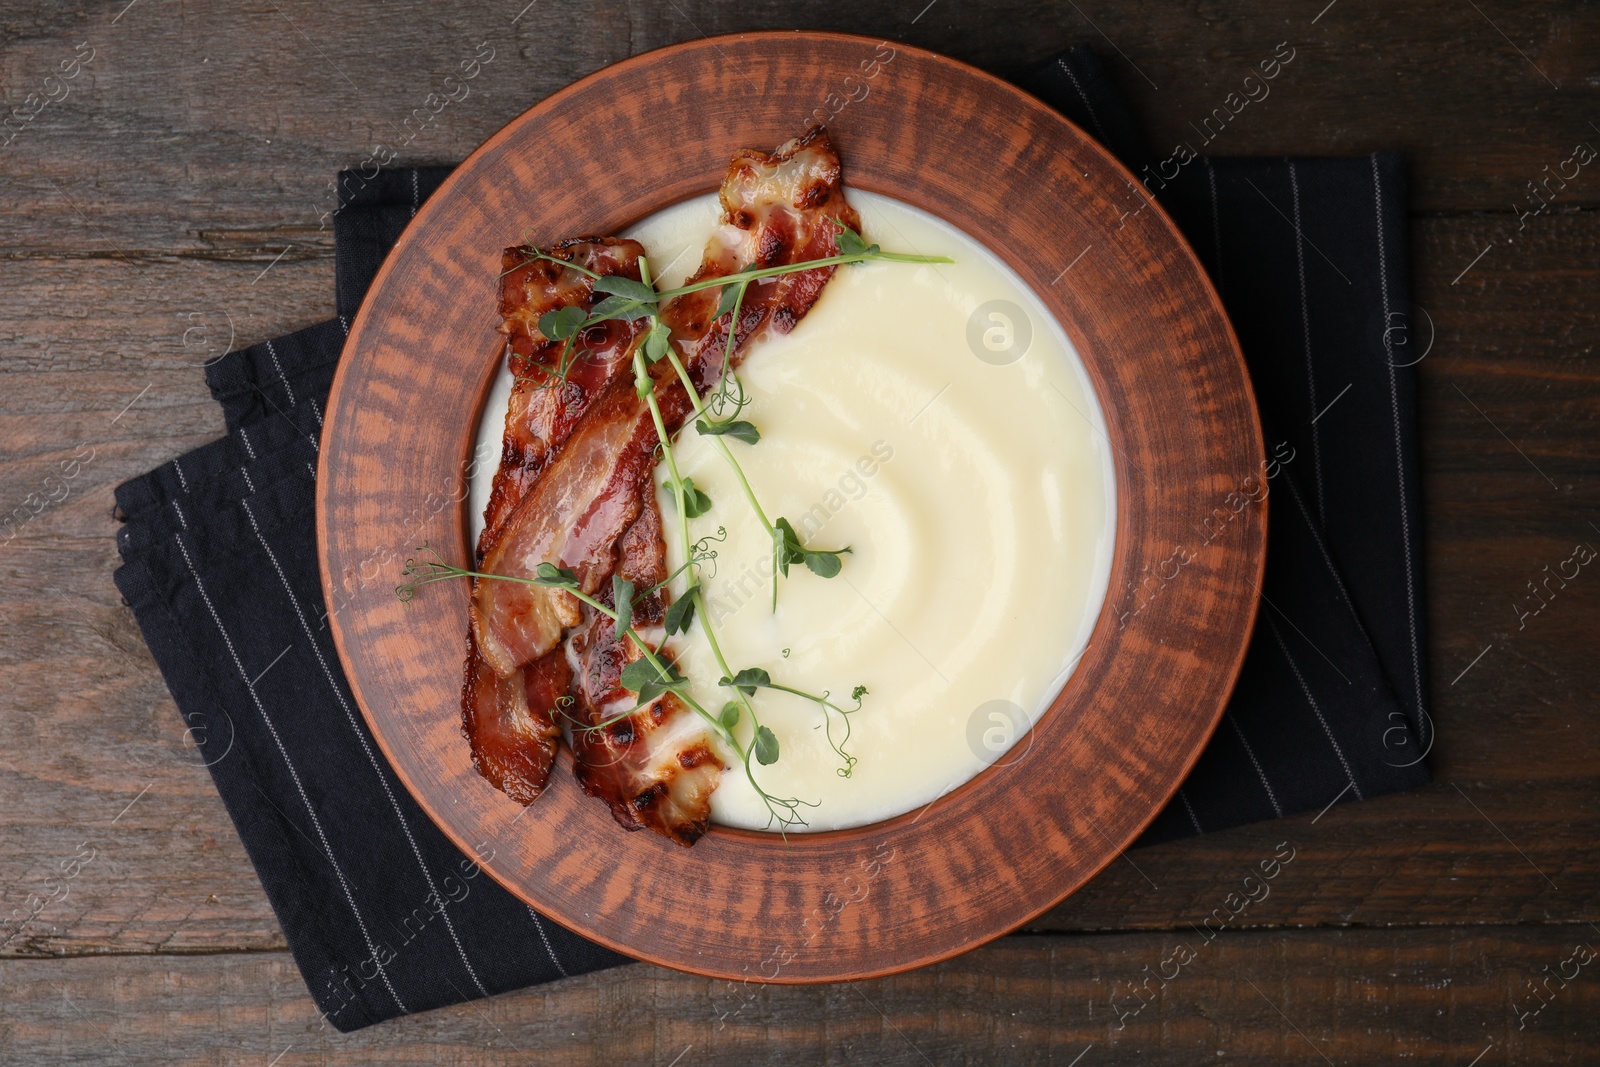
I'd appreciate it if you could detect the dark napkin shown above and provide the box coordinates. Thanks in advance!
[1017,46,1432,842]
[113,176,627,1035]
[113,44,1430,1030]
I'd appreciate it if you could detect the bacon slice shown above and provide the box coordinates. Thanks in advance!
[565,494,724,846]
[570,679,723,846]
[460,638,569,805]
[460,238,646,805]
[659,125,862,389]
[472,374,678,676]
[481,237,648,557]
[463,127,857,843]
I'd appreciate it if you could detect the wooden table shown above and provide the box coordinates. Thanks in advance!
[2,1,1595,1062]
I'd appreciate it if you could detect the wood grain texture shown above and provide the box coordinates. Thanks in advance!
[4,928,1599,1065]
[1,0,1596,258]
[318,31,1265,983]
[0,0,1595,1060]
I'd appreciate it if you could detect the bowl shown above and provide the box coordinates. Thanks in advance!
[317,30,1264,983]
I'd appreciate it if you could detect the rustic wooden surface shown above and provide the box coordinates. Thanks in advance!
[1,0,1596,1062]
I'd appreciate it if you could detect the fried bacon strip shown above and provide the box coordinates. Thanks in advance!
[460,640,569,805]
[659,124,862,389]
[480,237,648,558]
[565,495,723,845]
[460,238,645,804]
[472,374,677,675]
[463,127,857,844]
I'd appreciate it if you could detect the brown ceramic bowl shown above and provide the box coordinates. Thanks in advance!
[317,31,1264,983]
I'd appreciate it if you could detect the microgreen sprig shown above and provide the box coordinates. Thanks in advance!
[498,244,605,282]
[626,260,812,828]
[654,233,950,300]
[721,667,865,778]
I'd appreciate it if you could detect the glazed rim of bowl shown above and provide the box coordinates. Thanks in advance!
[317,30,1265,983]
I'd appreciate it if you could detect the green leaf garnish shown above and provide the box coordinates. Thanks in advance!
[643,320,671,363]
[803,548,848,578]
[695,418,760,445]
[589,294,654,322]
[537,305,587,341]
[715,281,745,320]
[720,666,773,696]
[753,725,780,765]
[719,702,742,730]
[618,656,684,703]
[833,220,879,258]
[663,586,697,636]
[773,517,805,578]
[771,517,849,597]
[592,275,659,303]
[611,575,634,640]
[678,476,712,518]
[533,561,581,586]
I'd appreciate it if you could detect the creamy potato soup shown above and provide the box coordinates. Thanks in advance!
[472,191,1115,832]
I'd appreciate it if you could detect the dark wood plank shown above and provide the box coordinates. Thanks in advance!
[3,759,1593,957]
[1037,778,1600,932]
[1,0,1595,260]
[3,928,1597,1064]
